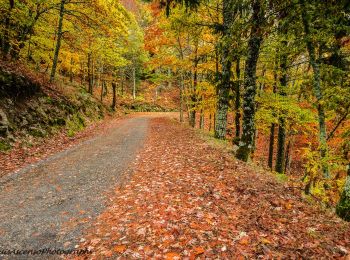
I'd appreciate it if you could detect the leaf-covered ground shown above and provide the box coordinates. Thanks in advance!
[74,117,349,259]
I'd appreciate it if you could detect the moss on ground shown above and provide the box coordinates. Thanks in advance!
[336,192,350,221]
[0,140,11,151]
[66,113,86,137]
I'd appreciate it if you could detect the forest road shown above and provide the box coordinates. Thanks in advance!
[0,115,151,258]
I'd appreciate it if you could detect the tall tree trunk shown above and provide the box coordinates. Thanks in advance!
[199,109,204,129]
[268,123,276,170]
[168,68,172,88]
[69,57,74,83]
[275,41,288,174]
[214,0,233,139]
[111,82,117,111]
[100,80,104,102]
[2,0,14,57]
[189,104,196,127]
[268,65,278,170]
[190,47,199,128]
[275,117,286,173]
[236,0,263,161]
[209,113,212,131]
[300,0,329,178]
[132,66,136,100]
[284,138,292,174]
[121,73,124,96]
[235,57,241,139]
[180,73,184,122]
[87,52,93,94]
[50,0,65,82]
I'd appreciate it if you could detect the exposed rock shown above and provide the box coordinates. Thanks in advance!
[28,125,47,138]
[0,108,9,137]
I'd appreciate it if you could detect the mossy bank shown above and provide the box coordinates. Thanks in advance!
[0,64,106,151]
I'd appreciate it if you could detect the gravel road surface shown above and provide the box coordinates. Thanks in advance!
[0,116,149,259]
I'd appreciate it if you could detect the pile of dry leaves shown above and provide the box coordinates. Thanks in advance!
[75,117,349,259]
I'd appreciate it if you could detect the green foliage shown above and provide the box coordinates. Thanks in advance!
[66,113,85,137]
[256,92,315,134]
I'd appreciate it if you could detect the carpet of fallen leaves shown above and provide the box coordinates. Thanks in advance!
[75,117,350,259]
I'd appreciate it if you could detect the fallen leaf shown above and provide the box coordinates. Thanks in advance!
[193,246,205,255]
[114,244,126,253]
[165,252,181,259]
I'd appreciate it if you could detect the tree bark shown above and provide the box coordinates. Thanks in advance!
[268,123,276,170]
[300,0,329,178]
[180,73,184,122]
[236,0,263,161]
[199,109,204,129]
[275,41,288,174]
[87,52,93,94]
[190,46,199,128]
[209,113,212,131]
[284,138,292,174]
[214,0,233,139]
[50,0,65,82]
[111,82,117,111]
[132,66,136,100]
[100,80,104,102]
[69,57,74,83]
[235,57,241,139]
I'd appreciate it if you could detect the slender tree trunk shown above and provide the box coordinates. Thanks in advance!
[200,109,204,129]
[214,0,233,139]
[268,64,278,170]
[236,0,263,161]
[121,73,124,96]
[50,0,65,82]
[168,68,172,88]
[180,73,184,122]
[87,52,93,94]
[300,0,329,178]
[96,61,101,89]
[284,138,291,174]
[209,113,212,131]
[132,66,136,100]
[2,0,14,57]
[70,57,73,83]
[100,80,104,102]
[235,57,241,139]
[268,123,276,170]
[190,47,198,128]
[275,41,288,174]
[275,118,286,173]
[189,106,196,127]
[111,82,117,111]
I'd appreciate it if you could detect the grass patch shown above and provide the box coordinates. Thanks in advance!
[66,113,86,137]
[0,140,11,151]
[275,173,289,183]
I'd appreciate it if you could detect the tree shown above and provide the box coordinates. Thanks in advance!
[236,0,265,161]
[299,0,330,178]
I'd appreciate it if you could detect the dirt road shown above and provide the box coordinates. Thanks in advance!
[0,116,149,256]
